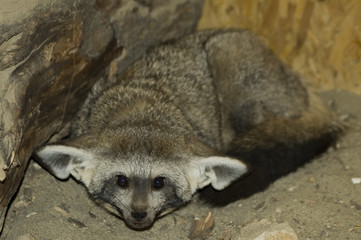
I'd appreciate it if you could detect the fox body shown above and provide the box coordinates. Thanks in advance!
[35,30,337,230]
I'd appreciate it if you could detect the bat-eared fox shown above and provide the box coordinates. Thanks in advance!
[35,30,339,230]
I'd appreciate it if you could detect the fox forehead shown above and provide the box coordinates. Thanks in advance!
[90,153,189,186]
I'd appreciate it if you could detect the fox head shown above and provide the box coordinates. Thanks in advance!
[34,129,248,230]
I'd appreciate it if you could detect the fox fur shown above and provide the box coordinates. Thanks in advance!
[35,29,339,230]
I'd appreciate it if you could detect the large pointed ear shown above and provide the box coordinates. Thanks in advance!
[186,156,248,192]
[34,144,96,187]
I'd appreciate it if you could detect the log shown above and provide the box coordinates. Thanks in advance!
[198,0,361,94]
[0,0,203,232]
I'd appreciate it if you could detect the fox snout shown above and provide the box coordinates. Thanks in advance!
[125,208,155,230]
[130,203,149,225]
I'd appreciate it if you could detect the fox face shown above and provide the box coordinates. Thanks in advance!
[35,130,248,230]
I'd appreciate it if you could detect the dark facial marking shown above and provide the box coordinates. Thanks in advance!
[155,181,187,217]
[131,176,150,210]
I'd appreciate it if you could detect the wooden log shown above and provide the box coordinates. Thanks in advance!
[0,0,203,232]
[198,0,361,94]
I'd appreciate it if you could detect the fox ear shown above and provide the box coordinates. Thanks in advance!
[187,156,248,192]
[34,144,96,187]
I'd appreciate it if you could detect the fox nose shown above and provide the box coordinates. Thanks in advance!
[131,211,147,222]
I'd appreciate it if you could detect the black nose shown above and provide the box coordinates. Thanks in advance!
[131,211,147,222]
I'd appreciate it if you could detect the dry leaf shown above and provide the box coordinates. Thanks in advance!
[188,212,215,240]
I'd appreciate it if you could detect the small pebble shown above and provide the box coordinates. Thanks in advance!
[26,212,37,218]
[288,186,297,192]
[351,178,361,184]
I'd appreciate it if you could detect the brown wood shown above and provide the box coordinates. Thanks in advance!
[198,0,361,93]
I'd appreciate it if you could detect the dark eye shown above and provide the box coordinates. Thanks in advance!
[153,177,165,189]
[116,175,129,188]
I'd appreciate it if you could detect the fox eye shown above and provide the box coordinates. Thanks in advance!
[116,175,129,188]
[153,177,165,189]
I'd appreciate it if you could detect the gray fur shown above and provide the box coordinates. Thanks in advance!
[35,29,338,230]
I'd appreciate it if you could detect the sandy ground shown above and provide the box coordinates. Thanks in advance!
[2,89,361,240]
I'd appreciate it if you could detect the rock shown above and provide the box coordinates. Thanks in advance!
[239,219,298,240]
[0,0,203,232]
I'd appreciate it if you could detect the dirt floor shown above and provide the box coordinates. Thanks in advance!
[2,89,361,240]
